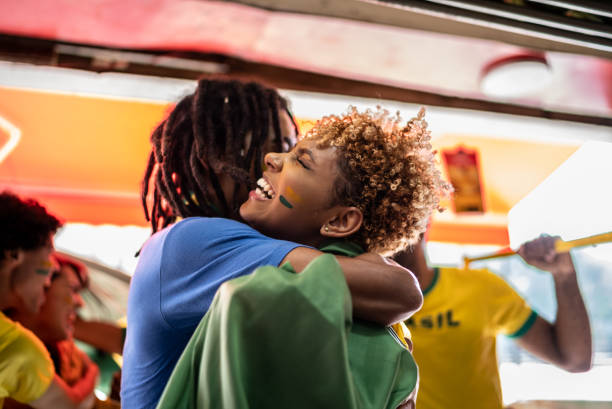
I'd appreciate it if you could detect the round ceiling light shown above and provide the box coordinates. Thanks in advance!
[480,53,553,99]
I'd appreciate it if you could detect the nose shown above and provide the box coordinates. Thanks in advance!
[264,152,284,172]
[73,292,85,309]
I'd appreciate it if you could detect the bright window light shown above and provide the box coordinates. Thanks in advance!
[54,223,150,275]
[508,141,612,248]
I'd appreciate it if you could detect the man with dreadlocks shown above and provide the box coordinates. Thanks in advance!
[122,79,423,409]
[155,106,450,409]
[140,79,298,228]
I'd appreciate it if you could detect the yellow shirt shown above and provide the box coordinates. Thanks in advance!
[407,267,536,409]
[390,322,412,349]
[0,312,54,408]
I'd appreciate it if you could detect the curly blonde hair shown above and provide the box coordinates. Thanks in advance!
[303,106,451,255]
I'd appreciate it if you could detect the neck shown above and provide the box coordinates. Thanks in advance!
[393,243,435,291]
[0,275,11,311]
[0,291,17,311]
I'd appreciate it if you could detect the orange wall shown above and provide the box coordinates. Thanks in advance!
[0,86,170,226]
[0,87,580,246]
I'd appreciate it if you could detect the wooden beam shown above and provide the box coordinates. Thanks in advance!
[230,0,612,58]
[1,35,610,127]
[224,59,612,127]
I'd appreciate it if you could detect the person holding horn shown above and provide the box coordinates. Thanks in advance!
[393,231,592,409]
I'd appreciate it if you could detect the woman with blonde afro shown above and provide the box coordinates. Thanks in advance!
[240,105,450,255]
[157,106,450,409]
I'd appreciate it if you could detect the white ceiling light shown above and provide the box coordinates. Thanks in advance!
[480,53,553,98]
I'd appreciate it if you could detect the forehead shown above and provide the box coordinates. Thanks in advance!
[295,139,339,171]
[59,265,83,288]
[23,243,54,265]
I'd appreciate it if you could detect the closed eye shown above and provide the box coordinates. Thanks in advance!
[295,155,311,170]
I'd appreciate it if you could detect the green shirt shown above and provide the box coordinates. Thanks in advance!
[156,241,417,409]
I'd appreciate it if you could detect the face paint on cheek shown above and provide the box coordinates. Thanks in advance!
[279,186,303,209]
[285,186,303,205]
[279,195,293,209]
[36,260,54,275]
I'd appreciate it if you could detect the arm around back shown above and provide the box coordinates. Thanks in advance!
[74,317,124,355]
[282,247,423,326]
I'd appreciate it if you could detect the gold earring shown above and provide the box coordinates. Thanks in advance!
[324,225,329,232]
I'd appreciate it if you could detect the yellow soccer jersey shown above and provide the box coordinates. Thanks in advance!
[390,322,412,350]
[0,312,54,408]
[406,267,536,409]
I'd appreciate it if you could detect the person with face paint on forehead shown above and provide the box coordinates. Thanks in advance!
[156,106,451,409]
[124,79,426,409]
[0,191,97,409]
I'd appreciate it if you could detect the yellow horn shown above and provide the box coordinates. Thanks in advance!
[463,231,612,269]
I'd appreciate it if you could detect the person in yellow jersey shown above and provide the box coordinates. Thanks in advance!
[1,191,97,409]
[393,232,592,409]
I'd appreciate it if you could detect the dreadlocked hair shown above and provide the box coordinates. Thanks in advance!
[303,106,452,256]
[142,78,297,233]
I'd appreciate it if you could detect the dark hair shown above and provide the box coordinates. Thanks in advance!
[142,77,298,232]
[53,253,89,289]
[0,191,62,261]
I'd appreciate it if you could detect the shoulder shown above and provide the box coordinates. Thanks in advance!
[436,266,519,299]
[170,217,257,235]
[163,217,268,246]
[138,217,261,259]
[470,267,518,293]
[0,318,54,391]
[166,217,301,253]
[440,266,504,284]
[0,319,52,365]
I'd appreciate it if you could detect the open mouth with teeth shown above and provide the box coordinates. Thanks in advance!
[255,177,276,200]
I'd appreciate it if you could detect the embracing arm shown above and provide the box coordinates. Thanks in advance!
[282,247,423,326]
[514,236,592,373]
[74,317,124,355]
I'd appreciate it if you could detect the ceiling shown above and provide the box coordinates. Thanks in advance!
[0,0,611,246]
[0,0,610,124]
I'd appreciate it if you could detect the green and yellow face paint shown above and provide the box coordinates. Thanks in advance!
[36,260,55,276]
[279,186,303,210]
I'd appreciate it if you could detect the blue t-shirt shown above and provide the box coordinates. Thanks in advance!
[121,217,302,409]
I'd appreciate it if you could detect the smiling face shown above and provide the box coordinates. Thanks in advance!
[239,139,350,247]
[34,264,84,344]
[144,84,300,233]
[217,108,298,214]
